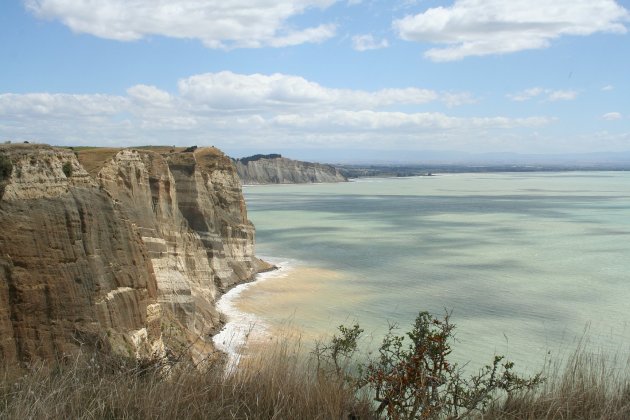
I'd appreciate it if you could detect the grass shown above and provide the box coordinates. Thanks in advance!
[73,147,122,177]
[2,338,628,419]
[72,145,225,179]
[0,338,374,420]
[484,345,630,419]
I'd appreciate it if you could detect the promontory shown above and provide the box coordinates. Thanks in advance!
[233,154,347,184]
[0,144,271,366]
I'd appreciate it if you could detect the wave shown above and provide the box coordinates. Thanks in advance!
[212,256,296,372]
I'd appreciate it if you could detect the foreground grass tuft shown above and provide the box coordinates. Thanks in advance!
[2,319,628,419]
[0,340,373,420]
[484,345,630,419]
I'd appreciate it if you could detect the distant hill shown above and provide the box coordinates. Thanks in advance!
[233,154,347,184]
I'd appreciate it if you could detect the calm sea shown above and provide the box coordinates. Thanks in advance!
[215,172,630,372]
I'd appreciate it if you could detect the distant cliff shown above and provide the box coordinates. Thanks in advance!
[234,154,347,184]
[0,144,270,366]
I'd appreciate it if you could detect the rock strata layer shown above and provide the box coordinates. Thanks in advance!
[234,154,347,184]
[0,144,269,366]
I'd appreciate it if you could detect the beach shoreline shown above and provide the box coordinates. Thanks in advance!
[212,257,295,370]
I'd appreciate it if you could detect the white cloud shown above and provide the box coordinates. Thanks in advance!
[394,0,629,61]
[178,72,333,109]
[547,90,578,102]
[507,87,545,102]
[0,72,552,151]
[25,0,338,48]
[271,110,552,131]
[507,88,578,102]
[176,71,464,110]
[0,93,127,116]
[267,24,337,47]
[352,34,389,51]
[602,112,623,120]
[127,85,173,106]
[602,85,615,91]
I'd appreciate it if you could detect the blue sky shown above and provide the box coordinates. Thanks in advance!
[1,0,629,162]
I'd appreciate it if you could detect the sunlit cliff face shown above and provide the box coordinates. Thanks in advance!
[0,144,268,366]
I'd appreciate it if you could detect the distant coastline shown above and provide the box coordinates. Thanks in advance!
[336,163,630,179]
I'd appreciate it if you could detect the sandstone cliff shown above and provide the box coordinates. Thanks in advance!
[234,154,347,184]
[0,144,268,366]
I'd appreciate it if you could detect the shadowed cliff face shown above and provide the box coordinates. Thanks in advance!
[0,144,267,366]
[234,156,347,184]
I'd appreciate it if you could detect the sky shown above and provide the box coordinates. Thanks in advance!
[1,0,630,162]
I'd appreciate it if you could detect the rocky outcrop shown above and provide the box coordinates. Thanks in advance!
[0,144,269,366]
[234,154,347,184]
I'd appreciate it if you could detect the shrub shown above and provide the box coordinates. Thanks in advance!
[62,161,73,177]
[313,324,363,377]
[0,154,12,180]
[237,153,282,164]
[1,316,628,419]
[315,311,544,419]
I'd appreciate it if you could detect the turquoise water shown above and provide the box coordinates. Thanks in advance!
[235,172,630,371]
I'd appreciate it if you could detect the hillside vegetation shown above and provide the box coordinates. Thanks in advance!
[2,312,628,419]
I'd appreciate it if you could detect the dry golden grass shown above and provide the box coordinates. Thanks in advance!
[73,147,122,177]
[2,334,629,419]
[133,146,186,154]
[73,146,195,178]
[0,338,373,420]
[484,346,630,420]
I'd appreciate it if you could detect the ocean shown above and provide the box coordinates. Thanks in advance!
[214,172,630,372]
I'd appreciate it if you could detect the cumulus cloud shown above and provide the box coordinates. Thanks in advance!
[176,71,461,109]
[0,93,127,116]
[352,34,389,51]
[0,72,552,150]
[602,112,622,120]
[271,110,552,131]
[394,0,629,61]
[127,85,173,106]
[507,88,578,102]
[25,0,337,48]
[507,88,545,102]
[547,90,578,102]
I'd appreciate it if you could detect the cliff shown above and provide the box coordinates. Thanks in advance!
[234,154,347,184]
[0,144,269,366]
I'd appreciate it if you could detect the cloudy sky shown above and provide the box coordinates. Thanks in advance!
[1,0,629,162]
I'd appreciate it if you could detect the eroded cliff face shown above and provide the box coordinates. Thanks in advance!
[234,155,347,184]
[0,144,267,366]
[0,145,162,365]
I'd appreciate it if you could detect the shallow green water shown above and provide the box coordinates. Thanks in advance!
[237,172,630,371]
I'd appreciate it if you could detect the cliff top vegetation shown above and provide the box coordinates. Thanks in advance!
[235,153,283,164]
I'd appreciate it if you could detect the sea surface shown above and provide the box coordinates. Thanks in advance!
[215,172,630,372]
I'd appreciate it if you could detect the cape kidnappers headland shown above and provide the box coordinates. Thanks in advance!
[0,143,273,366]
[233,153,347,184]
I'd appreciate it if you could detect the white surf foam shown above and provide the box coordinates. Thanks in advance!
[212,256,295,373]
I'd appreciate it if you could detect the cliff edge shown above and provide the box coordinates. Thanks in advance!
[234,154,347,184]
[0,144,270,366]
